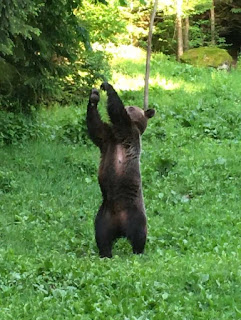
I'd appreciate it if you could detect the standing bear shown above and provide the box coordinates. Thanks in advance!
[87,82,155,258]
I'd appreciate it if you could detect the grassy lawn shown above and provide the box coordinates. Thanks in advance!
[1,46,241,319]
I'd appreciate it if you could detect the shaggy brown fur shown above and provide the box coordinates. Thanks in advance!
[87,82,155,258]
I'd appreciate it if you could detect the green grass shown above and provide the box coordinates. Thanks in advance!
[1,46,241,319]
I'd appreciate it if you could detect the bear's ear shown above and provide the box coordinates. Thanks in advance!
[145,109,155,119]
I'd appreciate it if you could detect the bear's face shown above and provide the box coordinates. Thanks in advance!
[125,106,155,134]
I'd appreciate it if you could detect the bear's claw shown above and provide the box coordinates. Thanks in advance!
[100,82,110,91]
[90,88,100,104]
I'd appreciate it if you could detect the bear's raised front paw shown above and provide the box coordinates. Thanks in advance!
[100,82,111,91]
[90,88,100,105]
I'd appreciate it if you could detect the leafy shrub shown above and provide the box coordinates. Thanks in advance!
[60,120,88,145]
[38,105,90,145]
[0,111,42,146]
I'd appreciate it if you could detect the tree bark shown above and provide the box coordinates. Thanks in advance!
[144,0,158,111]
[176,0,183,61]
[210,1,215,45]
[183,16,189,51]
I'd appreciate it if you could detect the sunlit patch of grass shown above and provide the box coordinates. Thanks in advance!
[151,76,181,91]
[112,72,145,91]
[110,45,208,95]
[106,44,146,61]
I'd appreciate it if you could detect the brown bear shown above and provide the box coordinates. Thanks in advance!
[87,82,155,258]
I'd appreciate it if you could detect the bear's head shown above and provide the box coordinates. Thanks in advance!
[125,106,155,134]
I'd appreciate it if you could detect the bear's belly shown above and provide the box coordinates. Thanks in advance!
[99,144,127,180]
[98,144,141,200]
[115,144,126,175]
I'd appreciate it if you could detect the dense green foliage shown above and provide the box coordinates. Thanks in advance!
[1,48,241,318]
[78,0,126,45]
[1,0,240,111]
[0,0,111,111]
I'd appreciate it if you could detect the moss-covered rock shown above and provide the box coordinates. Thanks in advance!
[180,47,233,69]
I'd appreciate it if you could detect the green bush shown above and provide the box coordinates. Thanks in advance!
[0,111,42,146]
[0,106,90,146]
[38,105,90,145]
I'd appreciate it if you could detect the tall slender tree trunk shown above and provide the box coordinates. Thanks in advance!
[176,0,183,61]
[183,16,189,51]
[144,0,158,111]
[210,0,215,45]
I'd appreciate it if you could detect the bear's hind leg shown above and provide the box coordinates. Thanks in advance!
[95,207,115,258]
[130,229,146,254]
[95,233,113,258]
[126,214,147,255]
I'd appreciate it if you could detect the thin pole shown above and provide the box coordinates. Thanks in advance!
[176,0,183,61]
[210,1,215,45]
[144,0,158,110]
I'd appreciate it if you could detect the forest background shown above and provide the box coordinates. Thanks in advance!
[1,0,241,114]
